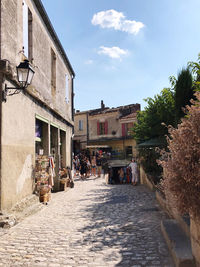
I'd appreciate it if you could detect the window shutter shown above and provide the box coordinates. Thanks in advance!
[122,123,126,137]
[105,121,108,135]
[97,121,100,135]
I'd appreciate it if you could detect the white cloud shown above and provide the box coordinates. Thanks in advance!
[98,46,128,59]
[92,9,144,35]
[122,20,145,34]
[85,59,93,65]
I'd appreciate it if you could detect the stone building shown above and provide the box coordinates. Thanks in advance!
[0,0,75,212]
[74,101,140,158]
[73,111,88,153]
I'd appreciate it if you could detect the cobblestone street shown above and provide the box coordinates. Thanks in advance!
[0,176,174,267]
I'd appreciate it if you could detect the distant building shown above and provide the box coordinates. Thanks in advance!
[0,0,75,212]
[73,110,88,153]
[74,101,140,158]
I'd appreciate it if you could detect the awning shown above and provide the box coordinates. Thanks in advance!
[86,145,110,148]
[136,137,167,148]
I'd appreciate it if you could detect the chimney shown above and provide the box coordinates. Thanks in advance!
[101,100,105,110]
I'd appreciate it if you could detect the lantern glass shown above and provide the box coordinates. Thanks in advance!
[17,68,29,87]
[27,67,34,85]
[16,60,35,88]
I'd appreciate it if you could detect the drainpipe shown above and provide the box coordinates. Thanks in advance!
[71,74,75,122]
[71,74,75,169]
[86,112,89,146]
[0,0,2,212]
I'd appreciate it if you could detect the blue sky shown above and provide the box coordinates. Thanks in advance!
[41,0,200,111]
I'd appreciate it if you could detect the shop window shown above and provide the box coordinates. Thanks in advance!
[35,119,48,155]
[23,1,33,61]
[97,121,108,135]
[51,49,56,96]
[79,120,83,131]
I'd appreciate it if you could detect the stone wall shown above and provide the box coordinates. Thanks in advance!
[88,111,119,140]
[1,86,72,211]
[0,0,74,211]
[139,165,154,191]
[74,112,88,137]
[1,0,73,122]
[190,217,200,266]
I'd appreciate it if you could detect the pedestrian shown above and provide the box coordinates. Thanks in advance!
[75,156,80,177]
[118,168,124,184]
[80,157,87,179]
[96,155,102,178]
[86,158,91,178]
[129,158,138,185]
[91,156,97,177]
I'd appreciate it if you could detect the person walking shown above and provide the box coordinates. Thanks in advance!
[91,156,97,177]
[129,158,138,185]
[80,157,87,180]
[96,155,102,178]
[73,156,80,177]
[86,158,91,178]
[118,168,124,184]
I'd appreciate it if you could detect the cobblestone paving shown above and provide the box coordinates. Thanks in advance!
[0,176,174,267]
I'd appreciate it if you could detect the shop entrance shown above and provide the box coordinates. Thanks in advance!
[60,130,66,168]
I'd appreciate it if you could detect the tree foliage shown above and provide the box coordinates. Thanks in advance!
[133,88,175,143]
[159,92,200,218]
[188,53,200,91]
[174,67,194,124]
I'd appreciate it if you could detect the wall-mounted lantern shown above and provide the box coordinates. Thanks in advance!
[2,59,35,102]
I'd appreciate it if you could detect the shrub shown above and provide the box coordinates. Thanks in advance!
[138,148,163,184]
[159,93,200,218]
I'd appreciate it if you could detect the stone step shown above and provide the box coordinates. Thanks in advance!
[0,194,45,228]
[161,219,195,267]
[14,201,44,223]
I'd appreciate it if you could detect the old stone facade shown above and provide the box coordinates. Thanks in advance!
[74,101,140,158]
[0,0,75,212]
[73,111,88,153]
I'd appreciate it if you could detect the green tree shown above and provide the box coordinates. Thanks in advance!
[133,88,175,143]
[174,67,194,124]
[188,53,200,91]
[132,88,175,180]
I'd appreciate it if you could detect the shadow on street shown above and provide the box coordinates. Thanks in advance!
[71,177,174,266]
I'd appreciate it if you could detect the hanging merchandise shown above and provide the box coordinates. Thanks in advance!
[49,156,55,188]
[35,155,52,204]
[59,167,74,191]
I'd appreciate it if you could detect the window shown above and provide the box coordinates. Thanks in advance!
[23,1,33,61]
[122,123,134,136]
[79,120,83,131]
[23,1,28,57]
[97,121,108,135]
[99,122,105,135]
[28,9,33,61]
[125,146,132,157]
[51,49,56,96]
[35,119,48,155]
